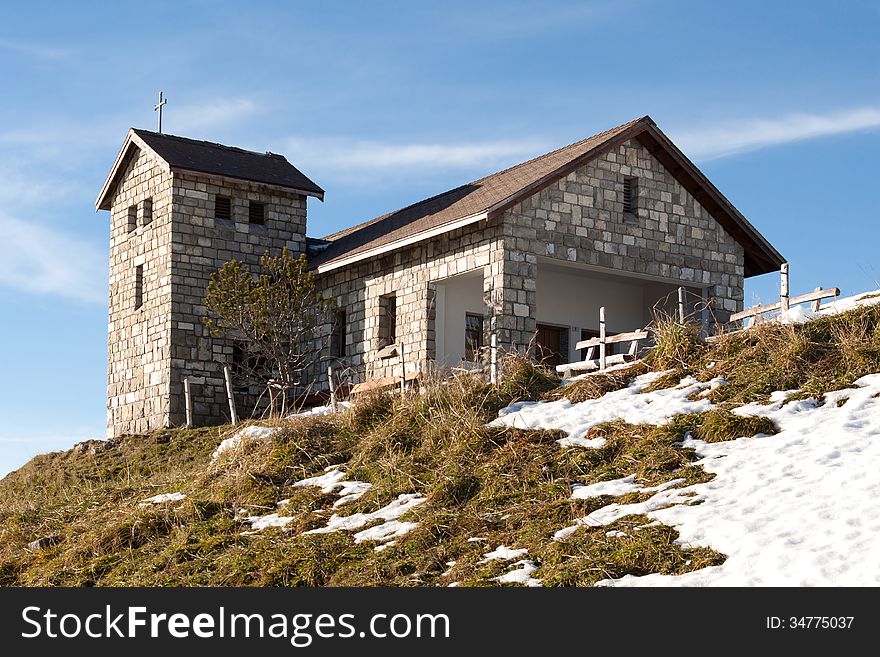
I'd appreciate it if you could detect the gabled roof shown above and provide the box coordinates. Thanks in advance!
[311,116,784,277]
[96,129,323,210]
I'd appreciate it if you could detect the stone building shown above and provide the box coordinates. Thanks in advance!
[97,116,783,437]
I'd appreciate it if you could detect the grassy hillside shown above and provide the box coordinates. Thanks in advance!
[1,301,878,587]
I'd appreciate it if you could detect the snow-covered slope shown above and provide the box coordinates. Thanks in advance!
[494,364,880,585]
[603,375,880,586]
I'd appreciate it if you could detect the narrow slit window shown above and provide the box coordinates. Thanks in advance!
[330,309,347,358]
[464,313,484,361]
[215,195,231,220]
[142,197,153,226]
[378,294,397,349]
[248,200,265,225]
[134,264,144,310]
[127,205,138,232]
[623,177,638,216]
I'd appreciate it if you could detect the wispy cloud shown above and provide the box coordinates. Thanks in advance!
[0,37,73,60]
[168,97,261,136]
[281,136,547,174]
[675,107,880,160]
[0,214,105,303]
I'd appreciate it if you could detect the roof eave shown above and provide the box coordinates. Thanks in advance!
[168,166,325,201]
[635,124,785,277]
[313,211,490,273]
[95,130,171,211]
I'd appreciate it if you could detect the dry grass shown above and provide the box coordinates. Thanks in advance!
[3,304,874,587]
[697,304,880,403]
[544,362,649,403]
[0,358,721,587]
[643,312,705,371]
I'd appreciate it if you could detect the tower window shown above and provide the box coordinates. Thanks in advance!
[248,200,265,225]
[142,197,153,226]
[330,309,347,358]
[215,195,231,220]
[134,264,144,310]
[623,177,638,216]
[127,205,137,232]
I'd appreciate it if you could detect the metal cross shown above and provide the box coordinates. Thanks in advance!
[154,91,167,133]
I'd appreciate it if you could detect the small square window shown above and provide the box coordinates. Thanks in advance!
[248,201,265,225]
[215,195,231,220]
[127,205,137,232]
[134,264,144,310]
[142,198,153,226]
[232,341,268,383]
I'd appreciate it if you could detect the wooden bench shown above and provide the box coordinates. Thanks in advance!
[556,329,649,378]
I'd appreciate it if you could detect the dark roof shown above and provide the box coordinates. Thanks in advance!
[133,129,324,197]
[311,116,783,277]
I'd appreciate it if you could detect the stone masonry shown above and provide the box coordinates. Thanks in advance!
[317,137,743,383]
[495,139,744,347]
[106,147,173,437]
[103,127,758,438]
[106,149,308,436]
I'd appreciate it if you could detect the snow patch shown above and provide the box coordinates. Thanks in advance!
[570,475,685,500]
[292,467,372,507]
[212,425,278,461]
[288,402,350,418]
[481,545,528,562]
[245,513,295,531]
[557,479,688,539]
[494,560,542,587]
[304,493,426,545]
[491,373,720,448]
[139,492,186,506]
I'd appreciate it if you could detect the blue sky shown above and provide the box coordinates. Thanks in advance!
[1,0,879,476]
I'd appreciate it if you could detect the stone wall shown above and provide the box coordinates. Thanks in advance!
[105,135,748,436]
[316,220,505,384]
[497,137,744,347]
[106,147,174,437]
[317,137,745,381]
[167,171,309,427]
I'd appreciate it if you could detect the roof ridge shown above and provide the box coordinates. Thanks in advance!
[319,116,649,241]
[468,116,647,185]
[132,128,287,161]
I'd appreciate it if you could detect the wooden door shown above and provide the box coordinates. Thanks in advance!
[535,324,563,368]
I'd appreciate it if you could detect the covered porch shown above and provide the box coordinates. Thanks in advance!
[431,258,706,371]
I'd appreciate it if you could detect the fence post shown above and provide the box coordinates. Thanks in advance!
[677,286,686,323]
[811,287,822,313]
[780,262,790,313]
[223,365,238,425]
[599,306,607,371]
[490,331,498,385]
[398,343,406,399]
[183,377,193,428]
[328,364,337,412]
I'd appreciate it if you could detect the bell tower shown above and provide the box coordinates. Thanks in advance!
[96,129,323,437]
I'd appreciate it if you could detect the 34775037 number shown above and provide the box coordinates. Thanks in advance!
[766,616,854,629]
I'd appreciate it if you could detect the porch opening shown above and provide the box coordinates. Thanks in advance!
[536,259,705,366]
[434,269,486,368]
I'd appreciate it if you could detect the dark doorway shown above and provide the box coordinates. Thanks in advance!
[535,324,563,369]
